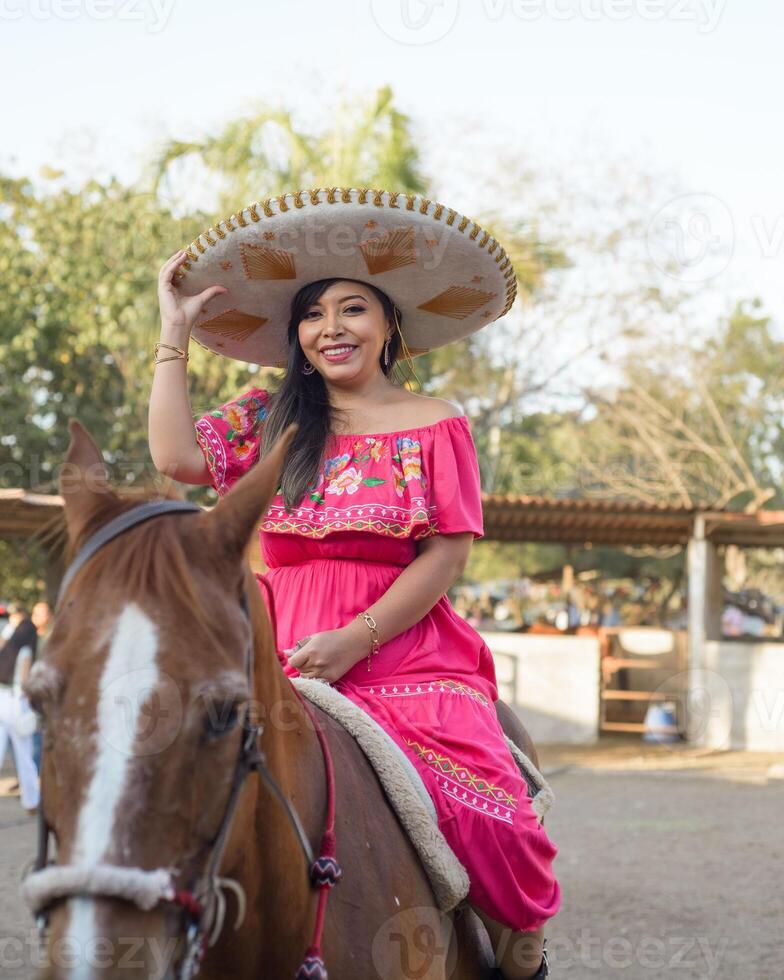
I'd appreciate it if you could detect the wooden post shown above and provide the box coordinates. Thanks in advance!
[686,516,724,744]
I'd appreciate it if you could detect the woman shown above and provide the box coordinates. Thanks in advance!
[0,605,40,814]
[149,188,559,979]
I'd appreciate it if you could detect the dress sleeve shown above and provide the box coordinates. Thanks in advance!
[194,386,270,496]
[421,415,484,540]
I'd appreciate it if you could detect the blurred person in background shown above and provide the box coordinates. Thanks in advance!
[30,600,53,772]
[0,603,40,814]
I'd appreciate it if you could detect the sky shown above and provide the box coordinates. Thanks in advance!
[3,0,783,323]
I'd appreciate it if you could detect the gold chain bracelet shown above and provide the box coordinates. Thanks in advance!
[154,342,189,365]
[355,611,380,671]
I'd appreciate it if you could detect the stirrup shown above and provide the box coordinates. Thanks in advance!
[492,937,550,978]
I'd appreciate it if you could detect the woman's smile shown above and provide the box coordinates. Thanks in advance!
[320,344,359,363]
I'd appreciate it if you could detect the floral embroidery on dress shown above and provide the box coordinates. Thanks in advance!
[260,425,438,536]
[210,392,267,451]
[308,435,417,507]
[196,393,479,539]
[195,388,270,495]
[399,437,425,487]
[364,678,491,709]
[404,738,518,825]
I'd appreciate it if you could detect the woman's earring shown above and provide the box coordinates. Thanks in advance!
[302,359,315,375]
[383,337,390,367]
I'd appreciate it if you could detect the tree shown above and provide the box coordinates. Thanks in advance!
[573,300,783,511]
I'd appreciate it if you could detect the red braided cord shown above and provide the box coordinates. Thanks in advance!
[172,890,203,920]
[255,571,339,957]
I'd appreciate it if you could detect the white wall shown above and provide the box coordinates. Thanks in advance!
[479,631,601,744]
[697,640,784,751]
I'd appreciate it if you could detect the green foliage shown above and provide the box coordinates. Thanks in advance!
[0,86,555,502]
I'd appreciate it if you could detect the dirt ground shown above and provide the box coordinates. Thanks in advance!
[1,736,782,979]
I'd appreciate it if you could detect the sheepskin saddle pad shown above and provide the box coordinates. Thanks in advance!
[291,677,555,913]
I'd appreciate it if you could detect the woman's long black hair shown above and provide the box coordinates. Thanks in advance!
[259,277,406,513]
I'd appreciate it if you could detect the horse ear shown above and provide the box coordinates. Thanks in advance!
[59,419,116,542]
[204,422,299,560]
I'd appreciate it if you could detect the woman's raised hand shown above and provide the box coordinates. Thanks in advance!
[157,250,227,337]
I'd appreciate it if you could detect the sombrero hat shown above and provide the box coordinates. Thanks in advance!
[174,186,517,368]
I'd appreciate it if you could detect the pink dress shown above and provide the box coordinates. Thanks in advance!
[195,386,561,932]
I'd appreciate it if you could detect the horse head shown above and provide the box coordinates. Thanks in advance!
[23,416,298,979]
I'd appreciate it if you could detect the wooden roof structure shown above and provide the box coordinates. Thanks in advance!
[481,495,784,548]
[2,489,784,549]
[0,489,64,537]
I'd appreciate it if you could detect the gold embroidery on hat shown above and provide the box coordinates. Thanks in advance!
[417,286,497,320]
[219,260,233,270]
[360,226,416,275]
[197,309,269,342]
[241,243,297,280]
[176,188,519,322]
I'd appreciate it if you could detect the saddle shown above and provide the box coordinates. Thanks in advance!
[291,678,555,913]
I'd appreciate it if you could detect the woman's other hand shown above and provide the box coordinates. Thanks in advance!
[285,622,372,683]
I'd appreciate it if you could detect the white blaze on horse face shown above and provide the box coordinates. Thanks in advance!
[65,601,161,978]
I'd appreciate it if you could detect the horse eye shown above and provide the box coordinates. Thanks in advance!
[27,694,44,717]
[203,702,241,742]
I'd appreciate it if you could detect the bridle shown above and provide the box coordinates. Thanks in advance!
[21,498,341,979]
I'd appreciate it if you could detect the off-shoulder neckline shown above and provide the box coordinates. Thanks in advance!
[327,413,468,440]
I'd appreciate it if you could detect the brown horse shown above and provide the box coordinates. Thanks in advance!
[23,418,541,979]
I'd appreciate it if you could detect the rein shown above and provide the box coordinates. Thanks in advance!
[21,498,341,979]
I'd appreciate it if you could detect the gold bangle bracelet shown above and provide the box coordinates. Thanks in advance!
[154,342,189,365]
[356,611,381,671]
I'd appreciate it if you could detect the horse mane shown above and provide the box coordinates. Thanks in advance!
[41,483,233,653]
